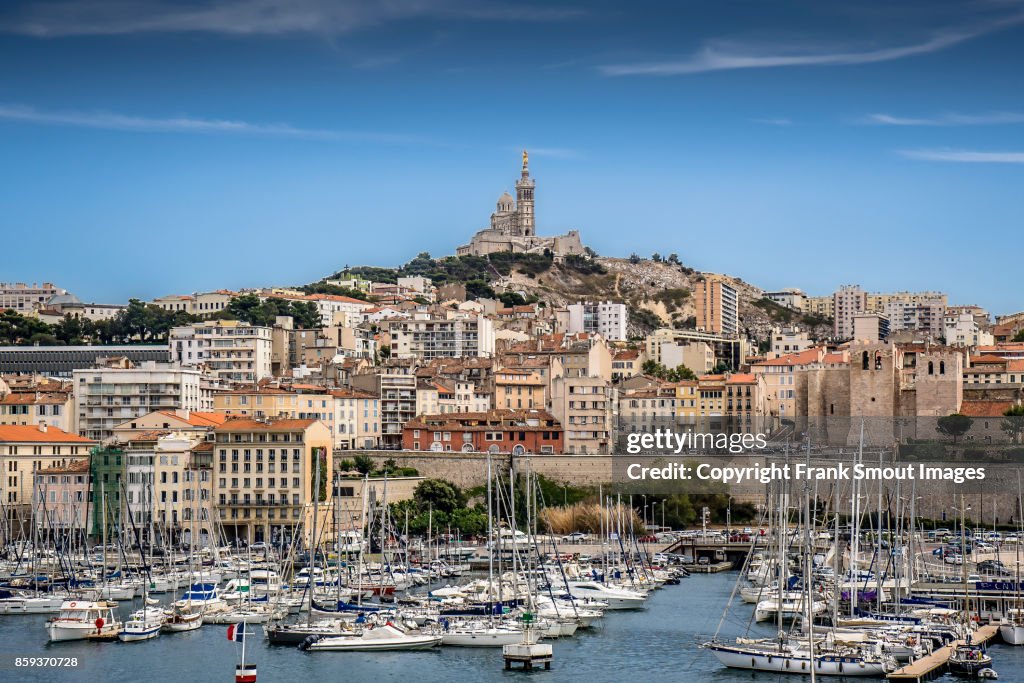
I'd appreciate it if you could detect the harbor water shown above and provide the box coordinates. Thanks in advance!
[4,572,1024,682]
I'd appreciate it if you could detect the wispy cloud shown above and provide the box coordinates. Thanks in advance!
[601,11,1024,76]
[866,112,1024,126]
[899,149,1024,163]
[1,0,583,37]
[0,104,420,143]
[753,118,793,126]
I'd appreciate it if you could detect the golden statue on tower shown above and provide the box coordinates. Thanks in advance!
[522,149,528,169]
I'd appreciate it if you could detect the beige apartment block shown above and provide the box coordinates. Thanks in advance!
[212,418,332,546]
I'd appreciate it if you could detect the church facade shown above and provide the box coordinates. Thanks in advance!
[457,151,585,258]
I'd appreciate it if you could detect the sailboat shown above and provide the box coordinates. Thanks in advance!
[704,430,897,676]
[999,472,1024,645]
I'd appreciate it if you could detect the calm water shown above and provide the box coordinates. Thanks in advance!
[4,573,1024,683]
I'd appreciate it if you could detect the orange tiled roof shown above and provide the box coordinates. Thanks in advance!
[0,425,94,444]
[216,418,319,431]
[0,392,69,406]
[156,410,229,427]
[36,458,90,475]
[960,401,1015,417]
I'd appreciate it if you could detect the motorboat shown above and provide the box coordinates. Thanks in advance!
[948,643,993,676]
[0,589,65,614]
[119,606,165,642]
[566,581,647,609]
[46,599,122,642]
[300,623,442,651]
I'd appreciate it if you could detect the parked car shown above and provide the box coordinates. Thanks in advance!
[561,532,587,543]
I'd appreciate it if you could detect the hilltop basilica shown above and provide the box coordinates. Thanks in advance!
[456,151,585,258]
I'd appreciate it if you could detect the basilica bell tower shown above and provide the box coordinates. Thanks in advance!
[515,149,535,237]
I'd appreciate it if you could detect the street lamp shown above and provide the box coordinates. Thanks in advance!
[651,501,659,531]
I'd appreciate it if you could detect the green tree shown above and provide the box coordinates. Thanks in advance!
[0,309,56,345]
[936,413,972,443]
[353,454,375,475]
[413,479,467,515]
[1002,405,1024,445]
[1014,330,1024,343]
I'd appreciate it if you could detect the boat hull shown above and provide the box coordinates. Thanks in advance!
[1000,623,1024,645]
[706,644,889,676]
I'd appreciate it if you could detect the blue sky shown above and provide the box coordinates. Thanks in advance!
[1,0,1022,313]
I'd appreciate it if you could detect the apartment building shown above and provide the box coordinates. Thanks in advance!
[495,368,546,410]
[852,313,890,342]
[328,389,380,450]
[803,295,836,320]
[645,328,745,371]
[566,301,628,341]
[946,313,995,348]
[764,289,806,311]
[378,374,418,450]
[0,424,95,512]
[111,408,228,442]
[32,458,90,536]
[402,409,562,454]
[388,313,495,360]
[884,298,946,338]
[770,327,813,358]
[549,371,614,454]
[833,285,867,340]
[170,320,273,383]
[0,386,75,433]
[752,348,825,420]
[73,361,209,442]
[694,276,738,336]
[212,418,332,546]
[0,282,68,312]
[152,433,214,539]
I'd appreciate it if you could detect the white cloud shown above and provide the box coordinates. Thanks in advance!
[899,149,1024,163]
[867,112,1024,126]
[0,104,418,143]
[2,0,581,37]
[601,11,1024,76]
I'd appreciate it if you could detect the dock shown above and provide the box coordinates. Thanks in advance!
[886,624,999,681]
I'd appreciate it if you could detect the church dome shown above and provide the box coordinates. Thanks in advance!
[496,191,514,211]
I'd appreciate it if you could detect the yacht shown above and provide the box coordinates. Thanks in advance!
[300,623,442,651]
[0,589,65,614]
[566,581,647,609]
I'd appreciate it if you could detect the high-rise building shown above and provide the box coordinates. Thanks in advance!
[694,276,739,337]
[833,285,867,339]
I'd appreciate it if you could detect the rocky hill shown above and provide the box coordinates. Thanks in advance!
[323,251,833,344]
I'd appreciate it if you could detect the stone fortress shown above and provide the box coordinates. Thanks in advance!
[456,151,585,258]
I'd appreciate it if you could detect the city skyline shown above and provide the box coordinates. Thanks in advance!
[2,0,1023,312]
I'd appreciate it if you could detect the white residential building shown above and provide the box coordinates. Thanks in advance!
[566,301,628,342]
[73,362,209,442]
[388,313,494,360]
[945,313,995,348]
[170,320,273,383]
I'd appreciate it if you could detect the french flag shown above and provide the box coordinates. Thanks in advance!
[227,624,245,642]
